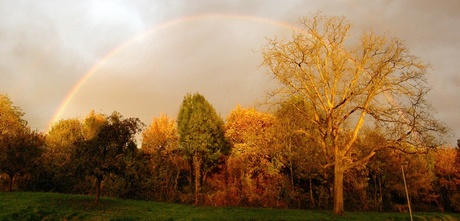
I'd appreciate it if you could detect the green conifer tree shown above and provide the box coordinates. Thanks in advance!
[177,93,229,204]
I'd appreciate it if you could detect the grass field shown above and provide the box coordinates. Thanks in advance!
[0,192,459,221]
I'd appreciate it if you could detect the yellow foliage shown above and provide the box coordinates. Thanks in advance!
[142,113,178,155]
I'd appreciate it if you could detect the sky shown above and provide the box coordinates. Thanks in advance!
[1,0,459,145]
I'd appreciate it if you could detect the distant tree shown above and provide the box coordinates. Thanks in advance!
[74,111,143,204]
[261,13,449,215]
[0,94,44,191]
[177,93,229,204]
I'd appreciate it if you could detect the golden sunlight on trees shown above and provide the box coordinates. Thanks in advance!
[82,110,107,140]
[220,105,283,207]
[274,98,325,208]
[142,114,186,201]
[142,114,178,155]
[433,147,460,211]
[46,118,83,159]
[0,94,44,191]
[44,118,84,192]
[261,13,450,215]
[2,12,458,215]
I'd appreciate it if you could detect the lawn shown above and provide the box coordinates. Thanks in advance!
[0,192,458,220]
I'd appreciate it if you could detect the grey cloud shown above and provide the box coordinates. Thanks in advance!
[1,0,459,144]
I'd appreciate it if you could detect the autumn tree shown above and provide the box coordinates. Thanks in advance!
[142,113,186,201]
[0,94,44,191]
[43,118,84,192]
[224,105,282,207]
[177,93,229,204]
[274,98,326,208]
[74,111,143,204]
[143,114,179,155]
[454,140,460,211]
[0,129,43,191]
[261,13,449,215]
[46,118,83,163]
[433,147,460,211]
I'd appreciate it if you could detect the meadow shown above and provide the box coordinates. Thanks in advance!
[0,192,458,221]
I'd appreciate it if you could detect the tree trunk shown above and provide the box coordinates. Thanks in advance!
[188,158,193,188]
[378,175,383,211]
[289,160,294,187]
[309,176,315,208]
[7,172,15,192]
[333,163,345,216]
[95,177,102,204]
[193,153,201,205]
[288,140,294,187]
[373,175,377,210]
[174,167,180,192]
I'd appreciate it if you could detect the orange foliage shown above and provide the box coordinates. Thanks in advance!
[142,113,178,155]
[206,105,286,207]
[434,147,459,188]
[141,114,187,202]
[432,147,460,211]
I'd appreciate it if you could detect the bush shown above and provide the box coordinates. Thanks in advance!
[450,194,460,212]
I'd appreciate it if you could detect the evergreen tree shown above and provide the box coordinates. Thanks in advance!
[177,93,229,204]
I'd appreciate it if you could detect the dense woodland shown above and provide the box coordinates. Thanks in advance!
[1,93,459,213]
[1,14,458,214]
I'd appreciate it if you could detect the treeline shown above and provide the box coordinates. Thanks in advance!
[1,14,457,215]
[0,93,459,212]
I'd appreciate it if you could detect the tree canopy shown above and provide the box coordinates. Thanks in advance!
[74,111,143,204]
[0,94,44,191]
[261,13,449,215]
[177,93,229,204]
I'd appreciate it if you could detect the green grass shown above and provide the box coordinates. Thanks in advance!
[0,192,458,221]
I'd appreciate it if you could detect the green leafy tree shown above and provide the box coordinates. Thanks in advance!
[74,111,143,204]
[177,93,229,204]
[261,13,449,215]
[0,94,44,191]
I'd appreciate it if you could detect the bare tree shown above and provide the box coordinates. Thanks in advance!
[261,13,449,215]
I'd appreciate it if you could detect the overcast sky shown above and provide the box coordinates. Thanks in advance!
[1,0,459,145]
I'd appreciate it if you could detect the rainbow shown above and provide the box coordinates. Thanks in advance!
[47,14,298,130]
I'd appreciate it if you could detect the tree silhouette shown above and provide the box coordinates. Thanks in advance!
[74,111,143,204]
